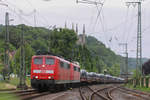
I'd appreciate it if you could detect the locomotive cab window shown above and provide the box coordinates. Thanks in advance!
[67,64,70,69]
[64,63,70,69]
[78,68,80,72]
[46,58,55,65]
[60,61,64,68]
[74,66,77,71]
[34,57,43,64]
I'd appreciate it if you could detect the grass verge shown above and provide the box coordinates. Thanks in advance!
[0,77,31,90]
[125,84,150,93]
[0,93,19,100]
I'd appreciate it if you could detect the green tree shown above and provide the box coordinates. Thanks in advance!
[13,43,34,75]
[108,64,120,76]
[49,28,78,60]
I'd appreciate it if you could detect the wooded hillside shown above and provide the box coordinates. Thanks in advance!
[0,24,122,77]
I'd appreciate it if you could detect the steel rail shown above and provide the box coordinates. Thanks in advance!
[117,87,149,100]
[87,85,114,100]
[108,86,149,100]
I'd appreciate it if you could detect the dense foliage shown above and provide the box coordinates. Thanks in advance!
[0,24,122,79]
[142,59,150,75]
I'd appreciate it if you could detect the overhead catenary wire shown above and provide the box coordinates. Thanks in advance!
[4,0,50,27]
[92,0,104,32]
[108,6,137,55]
[3,0,36,25]
[7,7,33,25]
[124,6,137,43]
[87,5,96,31]
[98,8,110,48]
[121,6,129,43]
[88,0,110,48]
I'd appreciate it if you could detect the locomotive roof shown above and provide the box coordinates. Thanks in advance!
[32,55,80,67]
[33,55,69,62]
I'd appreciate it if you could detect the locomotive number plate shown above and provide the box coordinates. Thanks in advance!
[46,70,54,74]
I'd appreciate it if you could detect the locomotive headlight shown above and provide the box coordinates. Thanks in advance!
[35,76,38,79]
[48,76,51,79]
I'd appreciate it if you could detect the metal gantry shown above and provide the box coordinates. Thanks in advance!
[76,0,103,5]
[136,2,142,76]
[76,0,104,46]
[119,43,128,79]
[126,1,143,78]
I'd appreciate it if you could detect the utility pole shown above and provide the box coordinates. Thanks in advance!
[18,24,27,89]
[4,12,10,79]
[65,21,67,28]
[119,43,128,79]
[48,26,51,53]
[17,10,27,89]
[126,0,143,79]
[76,23,78,35]
[82,24,86,46]
[72,23,74,30]
[0,1,9,80]
[48,25,56,53]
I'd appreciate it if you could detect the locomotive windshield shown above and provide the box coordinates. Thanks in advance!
[46,58,54,65]
[34,57,43,64]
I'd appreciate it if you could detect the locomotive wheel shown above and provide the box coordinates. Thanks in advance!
[49,85,56,93]
[64,84,68,90]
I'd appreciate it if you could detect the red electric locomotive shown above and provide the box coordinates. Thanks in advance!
[31,55,80,90]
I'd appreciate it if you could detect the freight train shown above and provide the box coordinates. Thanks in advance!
[31,55,125,90]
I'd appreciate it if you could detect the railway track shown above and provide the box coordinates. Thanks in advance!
[79,85,150,100]
[1,84,150,100]
[119,86,150,97]
[0,89,16,92]
[0,89,35,94]
[0,88,51,100]
[108,86,150,100]
[79,85,115,100]
[90,86,114,100]
[0,87,32,93]
[117,87,150,100]
[19,91,51,100]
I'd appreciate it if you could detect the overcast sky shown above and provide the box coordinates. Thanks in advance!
[0,0,150,58]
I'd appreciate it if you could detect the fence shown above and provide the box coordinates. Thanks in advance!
[129,76,150,88]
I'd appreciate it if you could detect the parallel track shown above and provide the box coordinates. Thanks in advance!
[2,85,150,100]
[0,88,50,100]
[108,86,150,100]
[117,87,150,100]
